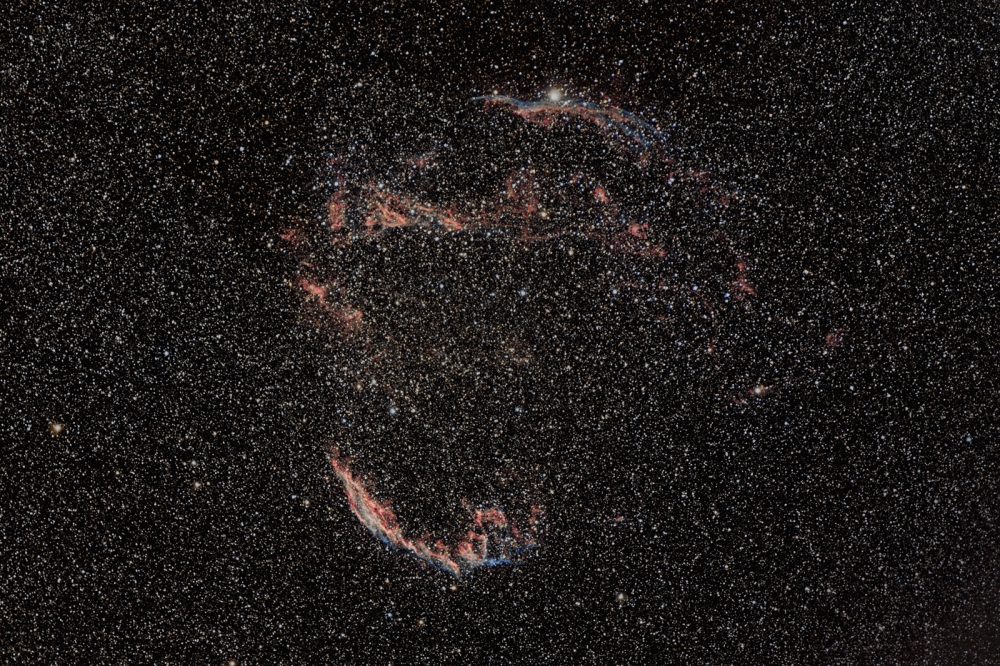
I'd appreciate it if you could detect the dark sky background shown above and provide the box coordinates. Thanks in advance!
[4,1,1000,663]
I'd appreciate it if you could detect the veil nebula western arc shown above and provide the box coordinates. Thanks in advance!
[286,93,746,578]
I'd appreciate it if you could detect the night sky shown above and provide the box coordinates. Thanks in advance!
[4,2,1000,663]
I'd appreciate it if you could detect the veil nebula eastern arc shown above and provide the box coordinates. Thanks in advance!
[289,93,743,578]
[330,450,541,578]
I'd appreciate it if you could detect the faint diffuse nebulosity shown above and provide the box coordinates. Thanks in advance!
[286,91,745,578]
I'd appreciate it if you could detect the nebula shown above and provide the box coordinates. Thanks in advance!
[472,93,667,158]
[289,93,746,577]
[330,450,540,578]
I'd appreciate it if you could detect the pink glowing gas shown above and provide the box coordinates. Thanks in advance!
[329,451,540,578]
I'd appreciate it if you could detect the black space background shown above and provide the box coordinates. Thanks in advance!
[3,1,1000,664]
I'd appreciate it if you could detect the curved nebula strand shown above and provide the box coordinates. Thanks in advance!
[330,451,541,579]
[473,93,667,156]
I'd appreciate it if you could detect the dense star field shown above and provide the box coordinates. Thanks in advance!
[4,2,1000,664]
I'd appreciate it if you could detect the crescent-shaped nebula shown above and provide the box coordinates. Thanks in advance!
[330,450,540,578]
[472,94,670,163]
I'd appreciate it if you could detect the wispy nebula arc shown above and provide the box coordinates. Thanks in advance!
[329,451,541,578]
[473,94,667,156]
